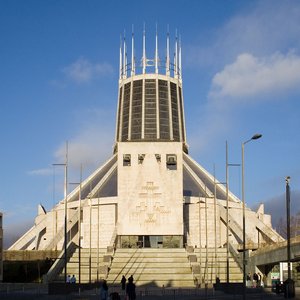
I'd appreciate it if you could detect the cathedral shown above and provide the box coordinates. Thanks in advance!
[8,30,284,286]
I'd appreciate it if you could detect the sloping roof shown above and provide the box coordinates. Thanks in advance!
[183,153,241,203]
[64,151,240,202]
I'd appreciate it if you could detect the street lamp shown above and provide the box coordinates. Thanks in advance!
[242,134,262,300]
[226,141,240,283]
[53,141,68,284]
[285,176,295,298]
[69,164,83,286]
[213,178,226,281]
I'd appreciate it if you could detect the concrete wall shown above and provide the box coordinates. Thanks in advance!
[81,202,116,249]
[184,196,281,250]
[117,142,183,236]
[184,198,221,248]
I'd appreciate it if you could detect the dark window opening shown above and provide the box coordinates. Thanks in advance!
[155,154,161,163]
[138,154,145,164]
[123,154,131,166]
[166,154,177,170]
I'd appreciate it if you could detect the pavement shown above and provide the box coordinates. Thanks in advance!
[0,286,299,300]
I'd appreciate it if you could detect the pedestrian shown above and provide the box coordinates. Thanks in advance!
[100,280,109,300]
[126,276,136,300]
[66,274,71,283]
[258,273,262,287]
[121,275,126,290]
[253,273,258,288]
[246,273,251,287]
[262,274,267,287]
[70,274,76,283]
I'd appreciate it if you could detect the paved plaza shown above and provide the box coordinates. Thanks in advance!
[0,286,299,300]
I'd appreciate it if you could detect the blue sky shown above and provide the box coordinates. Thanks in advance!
[1,0,300,247]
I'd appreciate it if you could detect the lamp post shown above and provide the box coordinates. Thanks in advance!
[69,164,83,286]
[285,176,295,298]
[198,189,214,287]
[89,193,92,284]
[226,141,240,284]
[53,141,68,284]
[213,180,226,281]
[286,176,291,281]
[97,191,100,283]
[242,134,262,300]
[226,141,229,284]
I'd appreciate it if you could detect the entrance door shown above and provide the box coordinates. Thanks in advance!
[138,236,163,248]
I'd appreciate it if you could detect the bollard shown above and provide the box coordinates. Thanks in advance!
[284,279,295,298]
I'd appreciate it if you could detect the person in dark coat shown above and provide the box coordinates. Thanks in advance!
[100,280,109,300]
[121,275,126,290]
[253,272,258,288]
[126,276,136,300]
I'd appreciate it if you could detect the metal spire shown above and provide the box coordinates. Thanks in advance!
[155,24,159,74]
[119,35,122,80]
[142,23,146,74]
[123,32,127,79]
[166,26,170,76]
[131,25,135,76]
[179,34,182,79]
[174,30,178,78]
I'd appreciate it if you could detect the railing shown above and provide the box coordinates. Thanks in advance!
[0,283,47,294]
[228,242,243,271]
[44,209,79,250]
[108,225,118,251]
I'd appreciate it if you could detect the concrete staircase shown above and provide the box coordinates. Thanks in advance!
[192,247,243,284]
[57,248,107,283]
[106,248,195,288]
[52,246,243,286]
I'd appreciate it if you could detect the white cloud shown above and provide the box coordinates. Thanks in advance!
[63,57,114,83]
[186,1,300,69]
[210,52,300,99]
[54,108,115,175]
[186,1,300,155]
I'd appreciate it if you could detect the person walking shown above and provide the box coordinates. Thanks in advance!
[126,276,136,300]
[121,275,126,290]
[100,280,109,300]
[66,274,71,283]
[70,274,76,283]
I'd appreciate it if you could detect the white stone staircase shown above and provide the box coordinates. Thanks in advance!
[192,247,243,284]
[106,248,195,288]
[51,246,243,286]
[56,247,108,283]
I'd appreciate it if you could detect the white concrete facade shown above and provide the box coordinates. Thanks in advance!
[117,142,183,237]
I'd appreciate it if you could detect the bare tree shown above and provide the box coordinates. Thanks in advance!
[276,211,300,239]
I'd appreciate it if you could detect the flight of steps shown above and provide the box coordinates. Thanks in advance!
[193,247,243,284]
[57,248,107,283]
[106,248,196,288]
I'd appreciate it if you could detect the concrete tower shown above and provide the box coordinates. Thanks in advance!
[115,29,186,247]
